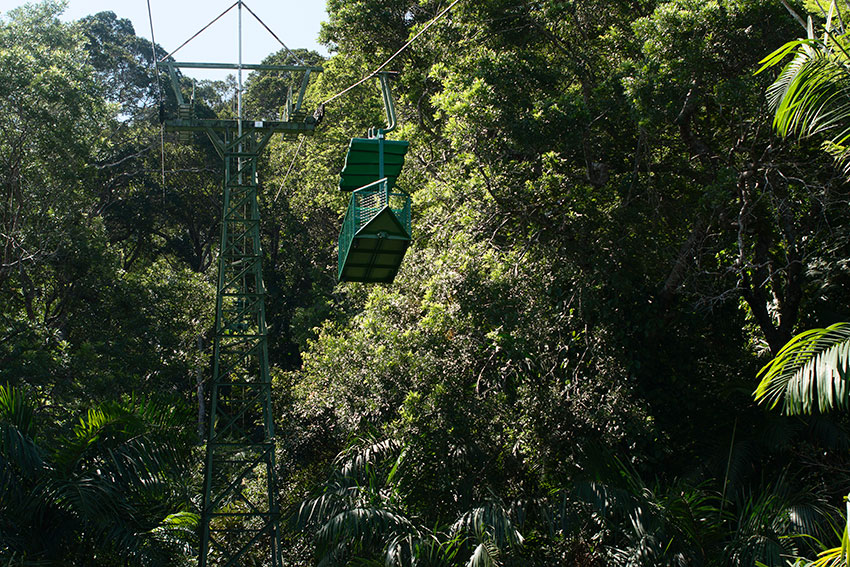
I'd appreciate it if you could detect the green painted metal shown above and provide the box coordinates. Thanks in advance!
[339,137,409,192]
[201,127,281,567]
[337,73,412,283]
[158,59,319,567]
[169,118,318,134]
[370,72,398,137]
[168,61,323,72]
[338,178,411,283]
[161,60,320,140]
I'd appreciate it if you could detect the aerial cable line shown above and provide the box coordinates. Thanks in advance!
[146,0,162,98]
[274,0,460,202]
[273,135,306,204]
[321,0,464,106]
[280,0,464,199]
[159,1,239,62]
[146,0,166,189]
[241,2,305,65]
[150,0,315,203]
[158,1,300,64]
[272,0,465,205]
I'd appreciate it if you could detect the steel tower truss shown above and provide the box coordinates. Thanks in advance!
[159,58,320,567]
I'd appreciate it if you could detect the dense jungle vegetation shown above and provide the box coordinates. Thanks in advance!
[3,0,850,564]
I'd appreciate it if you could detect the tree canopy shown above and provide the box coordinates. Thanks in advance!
[3,0,850,565]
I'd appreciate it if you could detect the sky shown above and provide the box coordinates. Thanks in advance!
[0,0,329,80]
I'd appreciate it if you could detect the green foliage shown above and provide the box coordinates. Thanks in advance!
[77,10,164,120]
[244,47,326,119]
[756,322,850,415]
[294,435,523,567]
[0,4,210,562]
[757,1,850,173]
[287,0,850,564]
[0,383,196,565]
[2,0,850,564]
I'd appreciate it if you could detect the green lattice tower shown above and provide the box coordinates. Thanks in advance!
[159,58,320,567]
[203,125,278,566]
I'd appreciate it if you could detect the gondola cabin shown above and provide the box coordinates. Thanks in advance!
[337,136,412,283]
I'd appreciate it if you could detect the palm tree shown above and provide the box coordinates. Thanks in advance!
[752,0,850,418]
[752,16,850,542]
[750,9,850,537]
[0,383,197,565]
[293,436,523,567]
[293,437,445,566]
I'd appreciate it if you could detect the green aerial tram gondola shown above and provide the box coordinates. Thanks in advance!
[337,73,412,283]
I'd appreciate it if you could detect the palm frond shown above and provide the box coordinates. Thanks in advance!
[725,473,835,566]
[146,511,199,558]
[791,507,850,567]
[758,7,850,175]
[660,481,723,546]
[48,396,189,560]
[466,541,500,567]
[767,47,850,139]
[807,545,850,567]
[0,384,35,435]
[755,322,850,414]
[384,532,448,567]
[573,479,640,524]
[295,435,424,566]
[315,507,417,554]
[294,484,370,530]
[452,500,524,549]
[0,420,43,480]
[757,39,814,75]
[0,384,45,522]
[53,395,186,487]
[336,438,403,483]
